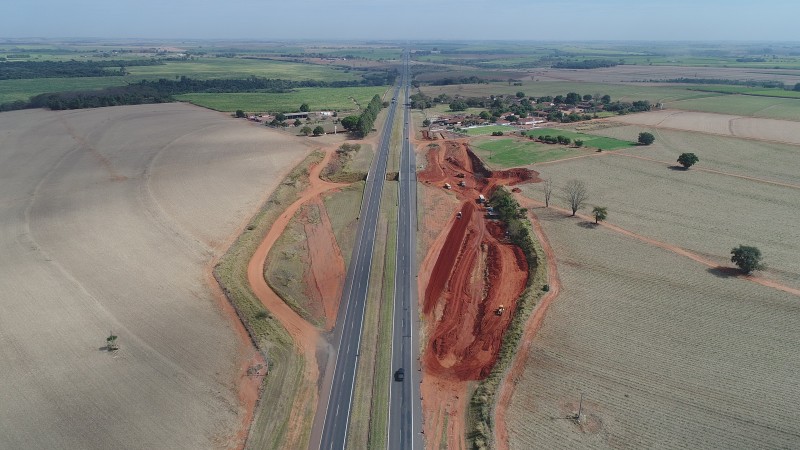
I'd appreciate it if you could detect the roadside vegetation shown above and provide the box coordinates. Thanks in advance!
[213,150,323,450]
[321,143,373,183]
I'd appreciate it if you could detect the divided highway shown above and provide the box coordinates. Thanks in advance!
[318,49,422,450]
[388,52,424,450]
[318,78,402,448]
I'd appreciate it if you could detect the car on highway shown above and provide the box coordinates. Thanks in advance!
[394,368,405,382]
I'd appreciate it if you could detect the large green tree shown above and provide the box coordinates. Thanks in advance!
[592,206,608,224]
[299,103,309,112]
[638,132,655,145]
[312,126,325,136]
[730,245,764,274]
[340,115,359,131]
[677,152,699,169]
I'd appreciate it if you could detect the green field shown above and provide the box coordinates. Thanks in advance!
[473,138,587,167]
[688,85,800,99]
[124,57,359,81]
[176,86,389,113]
[459,125,517,136]
[528,127,636,150]
[0,77,130,103]
[420,81,724,104]
[667,94,800,120]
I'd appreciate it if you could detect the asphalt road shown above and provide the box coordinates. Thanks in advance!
[388,51,424,450]
[317,79,402,449]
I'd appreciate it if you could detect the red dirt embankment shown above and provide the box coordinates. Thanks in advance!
[417,140,538,447]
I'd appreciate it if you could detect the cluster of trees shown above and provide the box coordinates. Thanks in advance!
[604,100,652,114]
[0,59,163,80]
[536,134,571,145]
[340,94,383,137]
[552,59,618,69]
[299,125,325,136]
[0,71,396,112]
[489,188,536,261]
[429,75,490,86]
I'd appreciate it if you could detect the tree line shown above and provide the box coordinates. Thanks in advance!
[0,72,396,112]
[551,59,618,69]
[339,94,383,137]
[0,59,164,80]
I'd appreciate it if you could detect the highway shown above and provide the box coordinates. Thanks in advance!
[388,51,424,450]
[317,73,402,448]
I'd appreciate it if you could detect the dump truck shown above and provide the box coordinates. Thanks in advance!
[456,211,462,219]
[478,194,485,203]
[444,183,451,189]
[458,180,466,187]
[495,305,506,316]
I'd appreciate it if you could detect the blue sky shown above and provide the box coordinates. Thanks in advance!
[1,0,798,41]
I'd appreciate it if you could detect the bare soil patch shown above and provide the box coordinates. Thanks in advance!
[0,104,307,449]
[608,110,800,145]
[416,140,537,447]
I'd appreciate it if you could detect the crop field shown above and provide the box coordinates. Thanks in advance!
[586,124,800,185]
[519,152,800,291]
[0,76,130,103]
[608,110,800,145]
[0,104,309,449]
[472,138,587,168]
[688,85,800,99]
[124,57,359,81]
[176,86,388,112]
[460,124,517,136]
[419,81,725,104]
[529,127,635,150]
[665,94,800,120]
[506,206,800,449]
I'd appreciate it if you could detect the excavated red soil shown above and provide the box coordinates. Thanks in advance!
[418,140,537,381]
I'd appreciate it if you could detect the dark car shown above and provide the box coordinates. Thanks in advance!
[394,368,405,382]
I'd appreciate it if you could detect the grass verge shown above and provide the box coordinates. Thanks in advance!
[467,188,549,450]
[213,150,323,450]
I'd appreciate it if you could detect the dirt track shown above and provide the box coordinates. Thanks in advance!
[416,140,536,447]
[0,104,309,449]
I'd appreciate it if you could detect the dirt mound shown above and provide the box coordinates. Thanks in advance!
[419,141,532,382]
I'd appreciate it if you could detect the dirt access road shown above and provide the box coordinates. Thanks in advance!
[0,104,310,449]
[416,140,537,448]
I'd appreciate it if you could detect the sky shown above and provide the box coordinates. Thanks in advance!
[1,0,798,42]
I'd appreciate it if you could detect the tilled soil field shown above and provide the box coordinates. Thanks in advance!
[520,155,800,291]
[506,207,800,449]
[0,104,309,449]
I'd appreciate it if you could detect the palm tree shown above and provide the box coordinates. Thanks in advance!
[592,206,607,224]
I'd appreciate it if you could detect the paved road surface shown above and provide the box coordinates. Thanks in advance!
[317,79,401,449]
[388,51,424,450]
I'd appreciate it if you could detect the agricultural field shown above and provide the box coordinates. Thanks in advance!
[688,85,800,99]
[459,124,517,136]
[0,77,130,103]
[518,149,800,290]
[176,86,389,113]
[0,103,310,449]
[472,138,587,168]
[506,206,800,449]
[608,110,800,145]
[529,127,635,150]
[123,57,360,81]
[665,94,800,121]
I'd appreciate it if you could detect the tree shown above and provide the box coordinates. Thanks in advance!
[293,119,302,127]
[543,178,553,207]
[563,179,588,216]
[300,126,312,136]
[275,113,286,122]
[312,126,325,136]
[592,206,607,224]
[422,119,431,127]
[638,132,655,145]
[677,152,699,169]
[340,115,359,131]
[601,95,611,104]
[731,245,764,274]
[235,109,245,118]
[565,92,581,104]
[516,91,526,98]
[299,103,309,112]
[575,139,584,147]
[479,111,491,120]
[449,100,468,111]
[794,82,800,92]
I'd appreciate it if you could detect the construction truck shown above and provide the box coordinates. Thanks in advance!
[478,194,485,203]
[458,180,466,187]
[456,211,462,219]
[444,183,451,189]
[495,305,506,316]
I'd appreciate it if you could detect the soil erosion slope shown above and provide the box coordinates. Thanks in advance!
[0,104,309,449]
[417,140,537,448]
